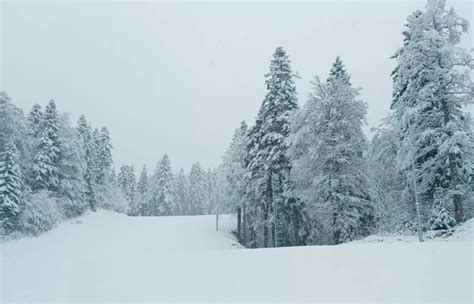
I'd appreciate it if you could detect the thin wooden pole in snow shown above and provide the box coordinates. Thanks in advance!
[215,189,219,232]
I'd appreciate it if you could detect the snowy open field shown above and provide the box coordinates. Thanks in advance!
[1,210,473,303]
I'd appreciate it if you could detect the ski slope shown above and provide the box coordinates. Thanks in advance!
[1,210,472,302]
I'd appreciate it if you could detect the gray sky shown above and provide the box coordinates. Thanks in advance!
[1,0,472,172]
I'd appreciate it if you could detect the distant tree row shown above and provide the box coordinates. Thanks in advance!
[117,157,222,217]
[0,96,126,238]
[218,0,474,248]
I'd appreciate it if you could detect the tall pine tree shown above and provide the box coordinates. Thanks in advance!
[32,100,60,191]
[188,162,207,215]
[96,127,113,184]
[222,121,249,242]
[174,168,188,215]
[245,47,300,247]
[28,104,43,138]
[0,138,23,232]
[289,58,373,244]
[136,165,148,216]
[77,115,97,211]
[391,0,474,226]
[154,154,176,215]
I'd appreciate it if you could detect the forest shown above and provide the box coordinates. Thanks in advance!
[0,0,473,248]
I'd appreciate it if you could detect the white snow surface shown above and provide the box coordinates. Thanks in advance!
[1,210,473,303]
[353,218,474,244]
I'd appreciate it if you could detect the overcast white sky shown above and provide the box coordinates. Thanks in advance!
[1,0,472,172]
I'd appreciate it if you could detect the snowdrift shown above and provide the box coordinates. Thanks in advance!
[1,210,472,302]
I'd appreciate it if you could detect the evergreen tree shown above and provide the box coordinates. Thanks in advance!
[91,128,101,183]
[147,162,160,216]
[0,138,23,232]
[174,168,188,215]
[109,167,117,185]
[96,127,113,184]
[118,164,137,214]
[28,103,43,138]
[288,58,373,244]
[154,154,176,216]
[77,115,97,211]
[391,0,474,226]
[245,46,300,247]
[127,165,137,215]
[136,165,148,216]
[56,114,87,217]
[0,92,30,186]
[188,162,207,215]
[222,121,249,241]
[32,100,60,191]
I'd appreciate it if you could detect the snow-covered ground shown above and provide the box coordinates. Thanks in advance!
[353,218,474,244]
[1,210,472,302]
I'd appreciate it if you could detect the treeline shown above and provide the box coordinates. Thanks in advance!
[116,157,223,217]
[0,95,126,238]
[218,0,474,248]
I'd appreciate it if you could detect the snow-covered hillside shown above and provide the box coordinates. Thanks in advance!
[1,211,472,302]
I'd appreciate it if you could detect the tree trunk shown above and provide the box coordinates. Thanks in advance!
[268,173,275,247]
[453,194,463,223]
[237,206,242,241]
[251,228,257,248]
[449,154,463,223]
[242,205,247,246]
[292,201,300,246]
[263,203,268,248]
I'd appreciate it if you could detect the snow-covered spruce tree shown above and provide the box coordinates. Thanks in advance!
[127,165,137,213]
[0,92,30,184]
[174,168,188,215]
[221,121,249,242]
[136,165,148,216]
[91,128,102,183]
[128,165,138,214]
[28,103,43,138]
[77,115,97,211]
[154,154,176,216]
[96,127,113,184]
[0,137,23,232]
[109,167,117,185]
[243,120,262,248]
[118,165,137,215]
[188,162,207,215]
[32,100,61,191]
[146,162,160,216]
[289,58,373,245]
[245,46,300,247]
[56,114,87,217]
[391,0,474,227]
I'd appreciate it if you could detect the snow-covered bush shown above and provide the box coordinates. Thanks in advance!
[95,183,128,213]
[429,199,456,231]
[19,190,63,236]
[57,195,87,218]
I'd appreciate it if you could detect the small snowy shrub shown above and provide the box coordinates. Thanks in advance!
[429,205,456,230]
[394,219,417,235]
[19,190,63,236]
[95,183,128,213]
[57,195,87,218]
